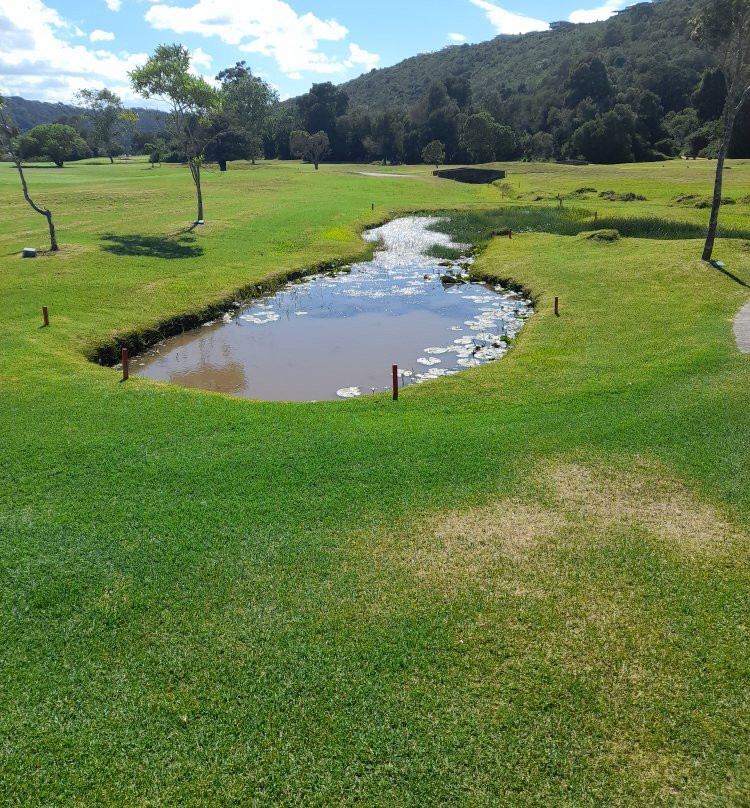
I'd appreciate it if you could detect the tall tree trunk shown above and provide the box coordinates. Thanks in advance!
[14,158,58,252]
[702,102,736,261]
[190,159,204,222]
[108,150,114,165]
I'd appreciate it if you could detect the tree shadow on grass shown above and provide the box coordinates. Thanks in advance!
[711,262,750,288]
[100,233,204,259]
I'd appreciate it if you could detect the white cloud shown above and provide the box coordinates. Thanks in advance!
[469,0,549,34]
[448,32,467,42]
[568,0,626,23]
[104,0,122,10]
[145,0,379,77]
[90,29,115,42]
[0,0,148,103]
[346,43,379,71]
[190,46,213,70]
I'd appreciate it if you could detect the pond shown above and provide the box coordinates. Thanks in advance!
[131,217,533,401]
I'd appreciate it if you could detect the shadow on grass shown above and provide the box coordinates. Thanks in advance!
[712,263,750,288]
[100,233,204,259]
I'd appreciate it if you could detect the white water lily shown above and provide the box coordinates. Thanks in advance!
[336,387,362,398]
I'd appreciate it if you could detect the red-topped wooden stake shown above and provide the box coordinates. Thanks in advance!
[42,306,49,327]
[122,348,129,381]
[392,365,399,401]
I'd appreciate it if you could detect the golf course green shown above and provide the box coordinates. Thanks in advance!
[1,157,749,806]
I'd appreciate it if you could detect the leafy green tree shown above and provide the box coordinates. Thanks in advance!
[214,62,277,170]
[130,44,220,223]
[691,0,750,260]
[422,139,445,168]
[19,123,90,167]
[203,115,250,171]
[373,111,405,164]
[296,83,348,157]
[526,131,555,160]
[570,105,637,163]
[494,123,517,160]
[461,112,498,162]
[76,88,126,163]
[289,130,330,169]
[264,105,298,159]
[692,68,728,122]
[0,99,58,251]
[565,57,612,108]
[145,136,168,168]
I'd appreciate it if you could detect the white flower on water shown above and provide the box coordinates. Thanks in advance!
[337,387,362,398]
[417,357,442,366]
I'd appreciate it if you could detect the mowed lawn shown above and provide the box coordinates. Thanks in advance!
[1,158,749,807]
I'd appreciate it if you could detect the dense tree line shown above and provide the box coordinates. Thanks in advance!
[5,0,747,172]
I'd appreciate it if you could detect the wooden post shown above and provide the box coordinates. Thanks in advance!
[555,297,560,317]
[372,203,375,211]
[392,365,399,401]
[122,347,129,381]
[42,306,49,327]
[509,229,512,240]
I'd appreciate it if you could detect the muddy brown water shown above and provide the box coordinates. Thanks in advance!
[131,217,532,401]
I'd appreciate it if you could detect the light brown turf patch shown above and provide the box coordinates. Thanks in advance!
[400,500,558,594]
[545,460,739,557]
[396,458,745,595]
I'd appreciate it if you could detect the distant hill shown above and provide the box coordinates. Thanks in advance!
[2,96,168,134]
[337,0,710,122]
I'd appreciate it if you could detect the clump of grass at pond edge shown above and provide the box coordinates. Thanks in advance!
[428,206,750,245]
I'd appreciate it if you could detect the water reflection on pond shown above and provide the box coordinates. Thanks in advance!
[131,217,532,401]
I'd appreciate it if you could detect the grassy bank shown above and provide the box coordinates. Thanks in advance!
[1,158,749,807]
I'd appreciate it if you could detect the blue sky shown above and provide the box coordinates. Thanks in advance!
[0,0,631,105]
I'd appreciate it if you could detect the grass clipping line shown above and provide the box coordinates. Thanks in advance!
[399,459,743,592]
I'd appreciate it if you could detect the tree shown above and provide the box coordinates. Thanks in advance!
[692,68,728,122]
[570,105,637,163]
[264,105,298,159]
[461,112,498,163]
[373,111,405,164]
[289,130,330,169]
[565,57,612,108]
[130,44,220,224]
[691,0,750,260]
[494,123,517,160]
[204,114,251,171]
[214,62,277,170]
[145,136,168,168]
[0,99,58,251]
[19,123,90,167]
[422,140,445,168]
[296,83,348,157]
[76,88,125,163]
[526,131,555,160]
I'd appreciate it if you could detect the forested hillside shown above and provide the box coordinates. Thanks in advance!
[278,0,747,164]
[2,96,167,135]
[339,0,707,116]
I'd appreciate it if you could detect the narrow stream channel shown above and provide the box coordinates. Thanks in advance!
[131,217,532,401]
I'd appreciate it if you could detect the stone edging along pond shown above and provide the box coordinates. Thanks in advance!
[88,211,537,370]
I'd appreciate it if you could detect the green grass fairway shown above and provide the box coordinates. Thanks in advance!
[1,158,749,807]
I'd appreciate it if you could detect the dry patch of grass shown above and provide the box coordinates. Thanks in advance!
[546,460,740,559]
[396,457,744,595]
[397,499,558,595]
